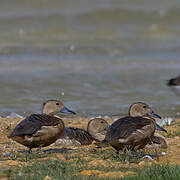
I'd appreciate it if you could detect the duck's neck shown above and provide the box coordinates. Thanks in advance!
[42,110,60,117]
[43,111,61,119]
[92,133,106,141]
[88,129,105,141]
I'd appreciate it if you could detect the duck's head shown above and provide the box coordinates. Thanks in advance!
[42,100,76,115]
[87,118,109,135]
[129,102,167,133]
[128,102,161,119]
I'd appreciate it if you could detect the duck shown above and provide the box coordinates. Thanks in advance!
[167,75,180,86]
[128,102,168,149]
[51,118,109,146]
[146,132,168,149]
[102,102,167,154]
[8,99,76,152]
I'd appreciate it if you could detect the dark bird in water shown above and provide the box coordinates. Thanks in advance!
[167,75,180,86]
[51,118,109,146]
[8,100,76,152]
[102,102,167,154]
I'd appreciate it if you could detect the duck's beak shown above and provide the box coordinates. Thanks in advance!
[60,106,76,115]
[156,123,167,133]
[147,110,161,119]
[104,125,110,131]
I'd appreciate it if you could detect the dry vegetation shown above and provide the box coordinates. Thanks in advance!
[0,116,180,179]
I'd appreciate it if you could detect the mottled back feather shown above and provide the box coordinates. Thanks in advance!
[62,127,95,145]
[8,114,61,137]
[105,116,154,142]
[151,135,166,145]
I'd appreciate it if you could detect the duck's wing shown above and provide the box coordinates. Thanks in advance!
[105,116,153,142]
[8,114,61,137]
[63,127,95,145]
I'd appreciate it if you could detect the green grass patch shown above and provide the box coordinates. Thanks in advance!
[2,147,180,180]
[167,130,180,138]
[87,147,154,164]
[124,163,180,180]
[1,150,56,162]
[4,159,99,180]
[3,155,180,180]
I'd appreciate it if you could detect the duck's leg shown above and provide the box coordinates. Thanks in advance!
[28,148,32,153]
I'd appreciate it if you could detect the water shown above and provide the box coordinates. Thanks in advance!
[0,0,180,117]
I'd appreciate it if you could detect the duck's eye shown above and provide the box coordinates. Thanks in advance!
[101,121,104,123]
[56,103,59,106]
[143,106,146,108]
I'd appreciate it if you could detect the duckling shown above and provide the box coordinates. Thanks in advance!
[102,102,167,154]
[52,118,108,146]
[8,100,76,152]
[167,75,180,86]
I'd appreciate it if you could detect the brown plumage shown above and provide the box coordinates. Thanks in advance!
[104,116,156,152]
[52,118,109,146]
[167,75,180,86]
[102,102,167,153]
[128,102,168,149]
[8,100,75,152]
[146,133,168,149]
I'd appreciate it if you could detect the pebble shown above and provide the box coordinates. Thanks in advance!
[161,152,166,155]
[142,155,153,160]
[104,115,110,119]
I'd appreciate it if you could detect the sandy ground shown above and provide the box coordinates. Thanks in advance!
[0,116,180,179]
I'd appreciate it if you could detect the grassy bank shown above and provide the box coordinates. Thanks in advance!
[0,117,180,179]
[4,157,180,180]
